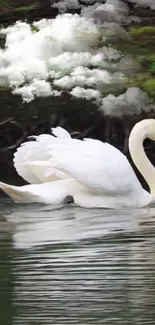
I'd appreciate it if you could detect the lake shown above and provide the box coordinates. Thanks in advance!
[1,198,155,325]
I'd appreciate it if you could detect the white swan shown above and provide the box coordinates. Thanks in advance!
[0,119,155,209]
[46,119,155,208]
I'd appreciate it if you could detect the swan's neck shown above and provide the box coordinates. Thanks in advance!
[129,122,155,195]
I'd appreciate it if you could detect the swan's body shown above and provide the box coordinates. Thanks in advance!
[1,120,155,209]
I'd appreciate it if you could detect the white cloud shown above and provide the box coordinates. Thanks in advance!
[70,86,101,100]
[48,52,104,70]
[53,66,124,89]
[51,0,155,13]
[81,0,129,25]
[52,0,80,12]
[54,67,104,88]
[0,14,125,104]
[52,0,130,23]
[115,56,141,75]
[100,87,153,116]
[42,14,99,52]
[0,3,154,116]
[1,21,32,44]
[13,85,35,103]
[13,80,61,103]
[128,0,155,10]
[0,14,101,101]
[98,46,121,61]
[0,58,48,88]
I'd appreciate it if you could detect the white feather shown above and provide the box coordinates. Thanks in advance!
[13,127,71,184]
[52,126,71,138]
[23,160,69,183]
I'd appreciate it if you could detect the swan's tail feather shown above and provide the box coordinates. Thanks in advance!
[0,181,38,203]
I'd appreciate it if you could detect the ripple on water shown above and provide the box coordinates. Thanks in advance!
[0,198,155,324]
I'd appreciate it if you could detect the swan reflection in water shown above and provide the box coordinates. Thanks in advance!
[1,201,155,324]
[1,202,155,248]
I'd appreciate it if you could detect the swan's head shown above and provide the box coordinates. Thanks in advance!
[129,119,155,197]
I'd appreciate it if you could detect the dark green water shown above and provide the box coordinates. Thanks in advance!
[1,199,155,325]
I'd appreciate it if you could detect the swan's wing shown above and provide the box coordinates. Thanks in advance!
[13,137,52,184]
[48,138,142,196]
[13,142,44,184]
[23,160,70,182]
[52,126,71,138]
[13,127,71,184]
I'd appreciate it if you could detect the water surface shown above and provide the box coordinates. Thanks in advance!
[0,198,155,325]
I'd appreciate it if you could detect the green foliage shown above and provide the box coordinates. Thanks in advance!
[135,54,155,73]
[110,39,148,58]
[30,24,39,32]
[13,3,38,13]
[142,79,155,96]
[95,61,109,69]
[108,24,155,100]
[0,86,9,91]
[150,62,155,73]
[0,0,39,15]
[137,54,155,64]
[0,0,10,9]
[127,73,155,98]
[129,26,155,36]
[110,25,155,60]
